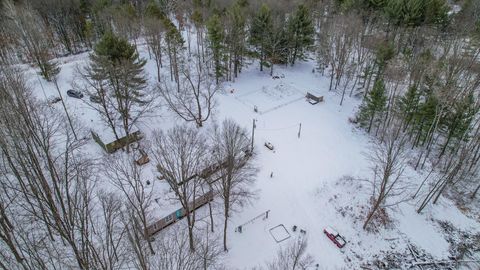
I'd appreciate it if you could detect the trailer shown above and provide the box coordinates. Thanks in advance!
[146,190,214,237]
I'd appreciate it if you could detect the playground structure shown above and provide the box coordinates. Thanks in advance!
[269,224,291,243]
[235,210,270,233]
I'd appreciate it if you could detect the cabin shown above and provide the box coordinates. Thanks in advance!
[305,92,324,105]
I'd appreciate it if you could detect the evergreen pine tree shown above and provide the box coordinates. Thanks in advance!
[207,14,225,84]
[425,0,450,27]
[145,1,165,19]
[227,0,248,79]
[367,0,386,8]
[89,32,148,141]
[412,91,437,146]
[250,4,273,72]
[163,18,184,89]
[287,4,315,65]
[384,0,403,26]
[397,85,420,129]
[41,60,60,82]
[375,42,395,75]
[266,17,289,75]
[358,78,387,133]
[402,0,425,27]
[439,92,477,156]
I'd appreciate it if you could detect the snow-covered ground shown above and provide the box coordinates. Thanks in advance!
[27,44,480,269]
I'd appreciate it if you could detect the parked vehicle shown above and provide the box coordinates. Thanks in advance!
[89,95,101,103]
[265,142,274,150]
[67,89,83,99]
[324,226,346,248]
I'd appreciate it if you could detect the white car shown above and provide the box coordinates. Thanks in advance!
[264,142,274,150]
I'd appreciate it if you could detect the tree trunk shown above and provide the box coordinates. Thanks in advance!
[363,197,381,230]
[471,182,480,199]
[223,208,228,251]
[54,80,77,140]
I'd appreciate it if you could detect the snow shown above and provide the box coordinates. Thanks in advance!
[25,43,480,269]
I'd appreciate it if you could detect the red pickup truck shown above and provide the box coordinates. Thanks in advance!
[324,226,346,248]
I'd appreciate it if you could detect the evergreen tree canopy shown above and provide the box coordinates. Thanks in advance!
[250,4,273,71]
[413,91,438,139]
[250,4,272,48]
[375,41,395,73]
[440,92,477,141]
[91,32,147,98]
[226,1,249,77]
[397,85,420,123]
[87,31,149,140]
[145,1,165,19]
[336,0,450,28]
[163,18,185,47]
[191,9,204,27]
[94,31,138,63]
[207,13,225,83]
[266,20,289,65]
[287,4,315,65]
[358,78,388,132]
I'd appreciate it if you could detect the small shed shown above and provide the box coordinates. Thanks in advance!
[305,92,324,105]
[105,131,144,153]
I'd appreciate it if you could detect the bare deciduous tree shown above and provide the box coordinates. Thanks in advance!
[90,191,129,270]
[159,60,217,127]
[3,0,57,81]
[103,152,155,254]
[122,208,151,270]
[363,125,409,230]
[0,66,100,269]
[152,225,223,270]
[210,119,257,251]
[144,15,165,82]
[152,125,208,251]
[194,220,224,270]
[266,237,314,270]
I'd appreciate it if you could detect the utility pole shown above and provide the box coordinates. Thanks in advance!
[36,75,49,101]
[298,123,302,138]
[53,77,78,140]
[251,119,256,150]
